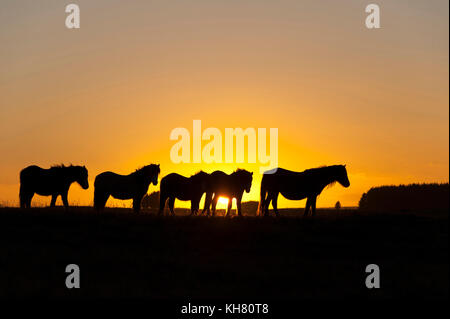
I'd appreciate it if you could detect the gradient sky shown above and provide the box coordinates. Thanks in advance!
[0,0,448,208]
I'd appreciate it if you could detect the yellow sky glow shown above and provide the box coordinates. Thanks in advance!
[0,0,448,209]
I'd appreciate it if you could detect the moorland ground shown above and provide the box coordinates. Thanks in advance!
[0,207,447,299]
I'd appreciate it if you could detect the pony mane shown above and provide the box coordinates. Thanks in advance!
[50,164,76,171]
[190,170,208,182]
[232,168,252,179]
[134,164,160,175]
[303,165,343,174]
[191,170,206,176]
[303,165,327,173]
[233,168,251,174]
[326,180,337,189]
[134,165,145,173]
[303,165,344,189]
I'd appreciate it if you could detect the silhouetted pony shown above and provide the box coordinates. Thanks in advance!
[258,165,350,217]
[202,169,253,217]
[158,171,210,216]
[19,164,89,208]
[94,164,160,213]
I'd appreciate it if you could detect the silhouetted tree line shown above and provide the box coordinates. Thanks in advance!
[359,183,449,211]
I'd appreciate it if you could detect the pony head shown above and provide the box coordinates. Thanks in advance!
[75,165,89,189]
[336,165,350,188]
[135,164,160,185]
[148,164,161,185]
[235,169,253,193]
[154,164,161,185]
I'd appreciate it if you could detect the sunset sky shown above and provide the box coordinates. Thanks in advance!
[0,0,448,208]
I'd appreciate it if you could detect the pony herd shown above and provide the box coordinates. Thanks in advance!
[19,164,350,217]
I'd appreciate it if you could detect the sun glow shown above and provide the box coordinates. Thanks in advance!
[218,197,229,205]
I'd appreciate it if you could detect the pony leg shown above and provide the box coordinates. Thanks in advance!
[304,198,311,217]
[201,192,212,216]
[168,197,175,215]
[94,190,109,211]
[263,194,271,216]
[158,194,168,216]
[26,193,34,208]
[27,193,34,208]
[61,192,69,209]
[50,194,57,207]
[19,185,25,208]
[189,200,195,216]
[98,195,109,211]
[24,193,34,208]
[190,199,199,216]
[211,195,219,217]
[19,185,34,208]
[21,192,33,208]
[271,192,279,216]
[311,197,317,216]
[133,195,143,213]
[19,197,25,209]
[225,200,232,217]
[236,197,243,217]
[19,186,29,208]
[260,191,268,216]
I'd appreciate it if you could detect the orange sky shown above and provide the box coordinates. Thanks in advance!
[0,0,448,209]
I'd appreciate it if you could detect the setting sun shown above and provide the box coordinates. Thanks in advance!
[218,197,229,206]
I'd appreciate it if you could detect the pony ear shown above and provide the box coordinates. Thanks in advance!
[251,172,253,176]
[344,164,346,168]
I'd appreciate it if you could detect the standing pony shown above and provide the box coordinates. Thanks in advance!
[202,169,253,217]
[258,165,350,217]
[94,164,160,213]
[158,171,210,216]
[19,164,89,208]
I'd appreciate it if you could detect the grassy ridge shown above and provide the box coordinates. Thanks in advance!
[0,207,448,299]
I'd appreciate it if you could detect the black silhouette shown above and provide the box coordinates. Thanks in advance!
[258,165,350,217]
[201,169,253,217]
[19,164,89,208]
[359,183,449,211]
[158,171,210,216]
[94,164,160,213]
[141,191,160,210]
[241,200,259,216]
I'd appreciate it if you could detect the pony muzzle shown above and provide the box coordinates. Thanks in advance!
[341,180,350,188]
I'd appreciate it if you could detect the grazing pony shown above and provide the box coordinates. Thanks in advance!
[19,164,89,208]
[258,165,350,217]
[94,164,160,213]
[158,171,210,216]
[202,169,253,217]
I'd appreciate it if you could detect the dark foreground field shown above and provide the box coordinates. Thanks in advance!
[0,207,447,299]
